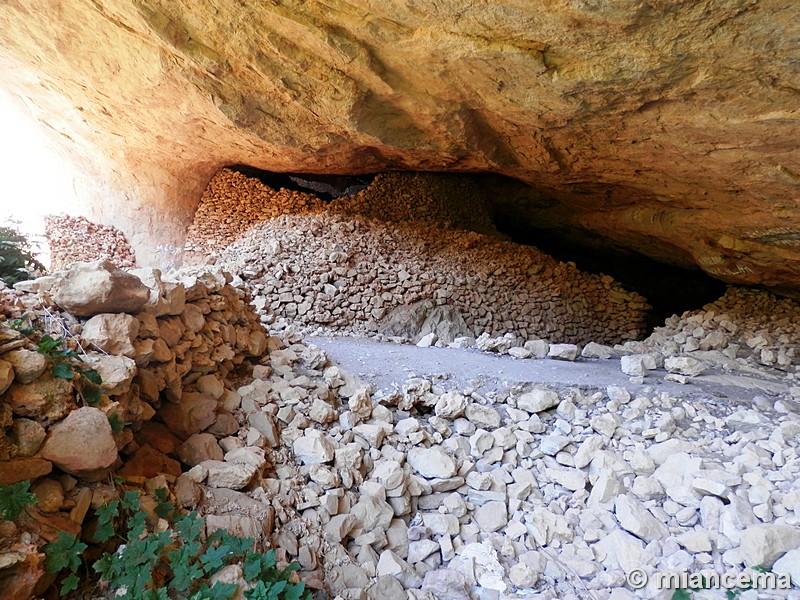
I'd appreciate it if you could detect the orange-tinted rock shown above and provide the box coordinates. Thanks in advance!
[0,457,53,485]
[136,421,182,455]
[117,443,182,480]
[159,391,218,440]
[1,2,799,293]
[4,376,73,423]
[0,544,46,600]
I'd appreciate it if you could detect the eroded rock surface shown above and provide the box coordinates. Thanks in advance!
[0,1,798,292]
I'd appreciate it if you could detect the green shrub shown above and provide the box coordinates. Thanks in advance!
[0,223,45,284]
[41,488,310,600]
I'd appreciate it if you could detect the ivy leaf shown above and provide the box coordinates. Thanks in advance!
[107,413,128,433]
[169,544,204,592]
[197,582,239,600]
[243,552,264,582]
[37,335,62,354]
[94,500,120,543]
[79,367,102,384]
[126,509,147,540]
[174,511,204,544]
[121,490,141,513]
[80,383,103,406]
[54,348,81,360]
[200,544,231,573]
[154,487,174,519]
[61,572,80,595]
[52,362,75,379]
[227,535,255,557]
[0,480,37,521]
[284,582,308,600]
[43,531,86,574]
[282,562,301,573]
[267,580,287,600]
[262,549,277,569]
[245,581,270,600]
[93,552,119,582]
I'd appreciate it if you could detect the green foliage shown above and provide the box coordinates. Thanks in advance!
[28,331,107,408]
[43,531,88,595]
[672,590,692,600]
[0,224,45,284]
[38,487,312,600]
[0,480,37,521]
[107,413,128,433]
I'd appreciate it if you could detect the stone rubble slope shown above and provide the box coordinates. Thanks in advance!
[174,331,800,600]
[44,215,137,271]
[600,287,800,386]
[184,169,496,263]
[216,212,648,346]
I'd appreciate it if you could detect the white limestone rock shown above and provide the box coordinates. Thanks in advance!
[292,430,335,464]
[408,447,457,479]
[517,388,560,413]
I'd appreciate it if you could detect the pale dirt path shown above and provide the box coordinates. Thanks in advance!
[306,336,790,406]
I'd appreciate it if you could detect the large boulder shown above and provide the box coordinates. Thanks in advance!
[40,407,118,477]
[81,313,140,357]
[51,261,149,317]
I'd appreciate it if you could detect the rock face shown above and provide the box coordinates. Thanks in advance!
[1,2,799,293]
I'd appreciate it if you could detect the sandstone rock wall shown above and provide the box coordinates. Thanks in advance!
[0,1,798,293]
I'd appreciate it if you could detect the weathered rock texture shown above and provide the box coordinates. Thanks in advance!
[0,1,799,292]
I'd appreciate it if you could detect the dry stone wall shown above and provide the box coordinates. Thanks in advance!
[0,260,267,597]
[44,215,137,271]
[217,213,648,345]
[186,169,648,346]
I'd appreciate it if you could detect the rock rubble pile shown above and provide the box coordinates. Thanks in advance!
[216,213,648,345]
[184,169,496,263]
[3,261,800,599]
[162,331,800,600]
[44,215,137,271]
[641,287,800,370]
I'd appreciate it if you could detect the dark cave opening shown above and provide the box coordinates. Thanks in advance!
[229,165,376,201]
[494,219,728,332]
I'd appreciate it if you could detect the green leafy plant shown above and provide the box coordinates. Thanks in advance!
[30,333,105,406]
[0,224,45,284]
[41,487,311,600]
[44,531,88,594]
[0,480,37,521]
